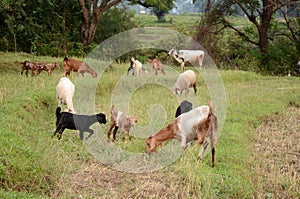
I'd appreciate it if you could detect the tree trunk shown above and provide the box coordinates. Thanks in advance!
[258,0,274,68]
[79,0,122,46]
[13,32,17,52]
[62,7,67,57]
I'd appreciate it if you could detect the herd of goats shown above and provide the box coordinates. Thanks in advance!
[20,49,219,167]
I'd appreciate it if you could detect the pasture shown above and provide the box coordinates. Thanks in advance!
[0,52,299,198]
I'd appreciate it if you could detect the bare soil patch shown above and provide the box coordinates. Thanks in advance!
[251,106,299,198]
[57,160,195,198]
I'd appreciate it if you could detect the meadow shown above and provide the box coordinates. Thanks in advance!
[0,51,299,198]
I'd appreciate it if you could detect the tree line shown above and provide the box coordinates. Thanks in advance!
[0,0,299,75]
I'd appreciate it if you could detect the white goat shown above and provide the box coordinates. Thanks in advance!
[173,70,197,95]
[56,77,75,113]
[168,49,205,70]
[131,58,143,76]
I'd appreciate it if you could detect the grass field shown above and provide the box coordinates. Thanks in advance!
[0,52,299,198]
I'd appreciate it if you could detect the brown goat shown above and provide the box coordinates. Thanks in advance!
[145,102,218,167]
[147,58,166,75]
[40,62,59,75]
[21,61,38,76]
[63,57,97,78]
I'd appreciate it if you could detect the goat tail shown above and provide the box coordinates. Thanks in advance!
[207,101,218,147]
[208,101,214,115]
[56,107,61,118]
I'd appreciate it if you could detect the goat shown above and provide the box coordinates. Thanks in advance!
[130,58,143,76]
[107,105,137,142]
[56,77,75,113]
[173,70,197,95]
[21,61,37,76]
[63,57,97,78]
[54,107,106,140]
[127,59,135,75]
[39,62,59,75]
[168,49,205,70]
[147,58,166,75]
[175,100,193,118]
[145,102,218,167]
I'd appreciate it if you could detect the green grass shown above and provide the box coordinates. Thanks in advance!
[0,52,299,198]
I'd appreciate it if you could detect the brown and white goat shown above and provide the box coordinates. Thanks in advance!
[63,57,97,78]
[147,58,166,75]
[21,61,38,76]
[131,58,143,76]
[145,102,218,167]
[40,62,59,75]
[107,105,137,142]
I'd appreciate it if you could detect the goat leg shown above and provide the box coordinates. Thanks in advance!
[112,126,119,142]
[58,128,65,140]
[53,126,61,138]
[85,128,94,140]
[121,130,126,141]
[193,83,197,94]
[198,141,209,160]
[106,124,115,140]
[79,131,84,140]
[212,147,215,167]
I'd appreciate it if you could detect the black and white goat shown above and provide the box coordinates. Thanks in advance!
[54,107,106,140]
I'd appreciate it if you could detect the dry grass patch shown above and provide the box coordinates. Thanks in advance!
[251,105,300,198]
[59,160,196,198]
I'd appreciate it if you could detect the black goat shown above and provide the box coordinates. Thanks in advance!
[54,107,106,140]
[175,100,193,118]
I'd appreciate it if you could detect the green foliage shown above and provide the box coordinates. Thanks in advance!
[95,7,136,43]
[130,0,175,22]
[0,0,81,56]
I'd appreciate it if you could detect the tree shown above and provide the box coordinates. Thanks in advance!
[130,0,175,22]
[79,0,175,46]
[197,0,299,68]
[79,0,123,46]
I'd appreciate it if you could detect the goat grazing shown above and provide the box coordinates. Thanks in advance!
[63,57,97,78]
[21,61,37,76]
[56,77,75,113]
[54,107,106,140]
[107,105,137,142]
[168,49,205,70]
[147,58,166,75]
[130,58,143,76]
[38,62,59,75]
[175,100,193,118]
[173,70,197,95]
[145,102,218,167]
